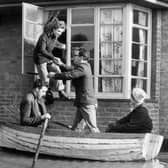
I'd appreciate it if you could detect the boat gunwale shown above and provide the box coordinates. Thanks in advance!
[1,123,147,139]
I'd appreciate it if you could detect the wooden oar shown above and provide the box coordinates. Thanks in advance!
[31,119,49,168]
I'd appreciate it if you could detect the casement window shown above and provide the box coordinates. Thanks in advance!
[22,3,151,99]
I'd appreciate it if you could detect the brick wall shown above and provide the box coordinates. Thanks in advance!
[160,10,168,136]
[0,7,162,134]
[0,10,33,124]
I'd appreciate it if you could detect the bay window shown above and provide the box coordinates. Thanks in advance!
[22,3,151,99]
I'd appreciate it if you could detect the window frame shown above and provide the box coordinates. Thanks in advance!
[22,3,152,99]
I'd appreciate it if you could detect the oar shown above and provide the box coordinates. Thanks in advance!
[31,118,49,168]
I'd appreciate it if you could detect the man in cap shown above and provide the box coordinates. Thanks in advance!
[20,79,51,127]
[48,47,100,133]
[106,88,153,133]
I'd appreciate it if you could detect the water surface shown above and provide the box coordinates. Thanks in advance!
[0,149,167,168]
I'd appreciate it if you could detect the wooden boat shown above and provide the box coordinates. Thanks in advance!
[0,124,164,162]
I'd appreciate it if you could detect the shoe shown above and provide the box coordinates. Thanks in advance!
[59,90,70,100]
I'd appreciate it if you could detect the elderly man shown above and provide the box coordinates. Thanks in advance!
[48,48,100,133]
[20,79,51,127]
[106,88,153,133]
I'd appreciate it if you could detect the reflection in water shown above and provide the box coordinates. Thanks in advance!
[0,149,167,168]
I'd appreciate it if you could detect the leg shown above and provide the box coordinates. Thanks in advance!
[48,63,69,99]
[81,105,100,133]
[37,63,49,86]
[71,107,83,132]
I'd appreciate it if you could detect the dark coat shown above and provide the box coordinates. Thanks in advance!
[20,91,47,126]
[33,33,55,65]
[53,62,97,106]
[107,105,153,133]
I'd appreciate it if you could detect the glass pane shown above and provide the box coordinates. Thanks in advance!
[25,6,43,23]
[131,78,147,92]
[100,8,123,24]
[99,59,122,75]
[71,26,94,42]
[98,77,123,92]
[71,43,94,58]
[72,8,94,24]
[100,25,122,42]
[133,28,147,43]
[133,10,148,26]
[25,22,35,40]
[132,60,147,77]
[100,42,123,59]
[132,44,147,60]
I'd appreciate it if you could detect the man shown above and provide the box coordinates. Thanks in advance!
[48,48,100,133]
[20,79,51,127]
[106,88,153,133]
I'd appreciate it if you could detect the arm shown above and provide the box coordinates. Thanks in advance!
[116,113,131,125]
[55,40,66,50]
[38,98,47,115]
[20,95,43,126]
[49,65,85,80]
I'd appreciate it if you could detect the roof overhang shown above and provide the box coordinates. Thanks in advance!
[0,0,168,8]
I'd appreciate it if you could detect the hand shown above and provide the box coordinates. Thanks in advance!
[61,44,66,50]
[48,72,56,78]
[41,113,51,120]
[53,57,64,65]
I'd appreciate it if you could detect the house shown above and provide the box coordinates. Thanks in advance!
[0,0,168,139]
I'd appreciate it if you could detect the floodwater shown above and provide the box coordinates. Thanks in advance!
[0,148,167,168]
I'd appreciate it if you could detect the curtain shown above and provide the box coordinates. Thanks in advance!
[100,9,123,92]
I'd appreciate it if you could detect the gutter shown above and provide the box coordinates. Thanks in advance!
[145,0,168,7]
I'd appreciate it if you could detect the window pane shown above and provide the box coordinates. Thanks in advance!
[72,8,94,24]
[132,60,147,77]
[133,28,147,43]
[98,77,123,92]
[132,44,147,60]
[133,10,148,26]
[71,26,94,42]
[99,59,122,75]
[25,7,44,23]
[131,78,147,92]
[100,25,123,42]
[100,8,123,24]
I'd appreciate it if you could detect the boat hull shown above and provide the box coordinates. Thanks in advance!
[0,124,164,161]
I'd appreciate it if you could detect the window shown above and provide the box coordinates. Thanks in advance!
[131,9,151,95]
[22,3,151,99]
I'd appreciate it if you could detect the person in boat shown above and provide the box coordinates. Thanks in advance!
[106,88,153,133]
[20,79,51,127]
[48,47,100,133]
[33,16,69,99]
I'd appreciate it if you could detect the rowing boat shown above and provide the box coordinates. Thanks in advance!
[0,124,164,162]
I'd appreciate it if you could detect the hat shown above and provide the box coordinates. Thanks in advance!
[131,88,147,104]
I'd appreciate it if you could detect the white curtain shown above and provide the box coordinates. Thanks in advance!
[100,9,123,92]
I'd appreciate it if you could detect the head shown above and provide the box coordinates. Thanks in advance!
[130,88,147,107]
[53,20,66,37]
[33,79,48,99]
[72,47,89,65]
[44,17,65,38]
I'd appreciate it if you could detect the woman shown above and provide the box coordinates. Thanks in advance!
[33,17,68,99]
[106,88,153,133]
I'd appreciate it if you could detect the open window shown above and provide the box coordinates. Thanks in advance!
[22,2,45,74]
